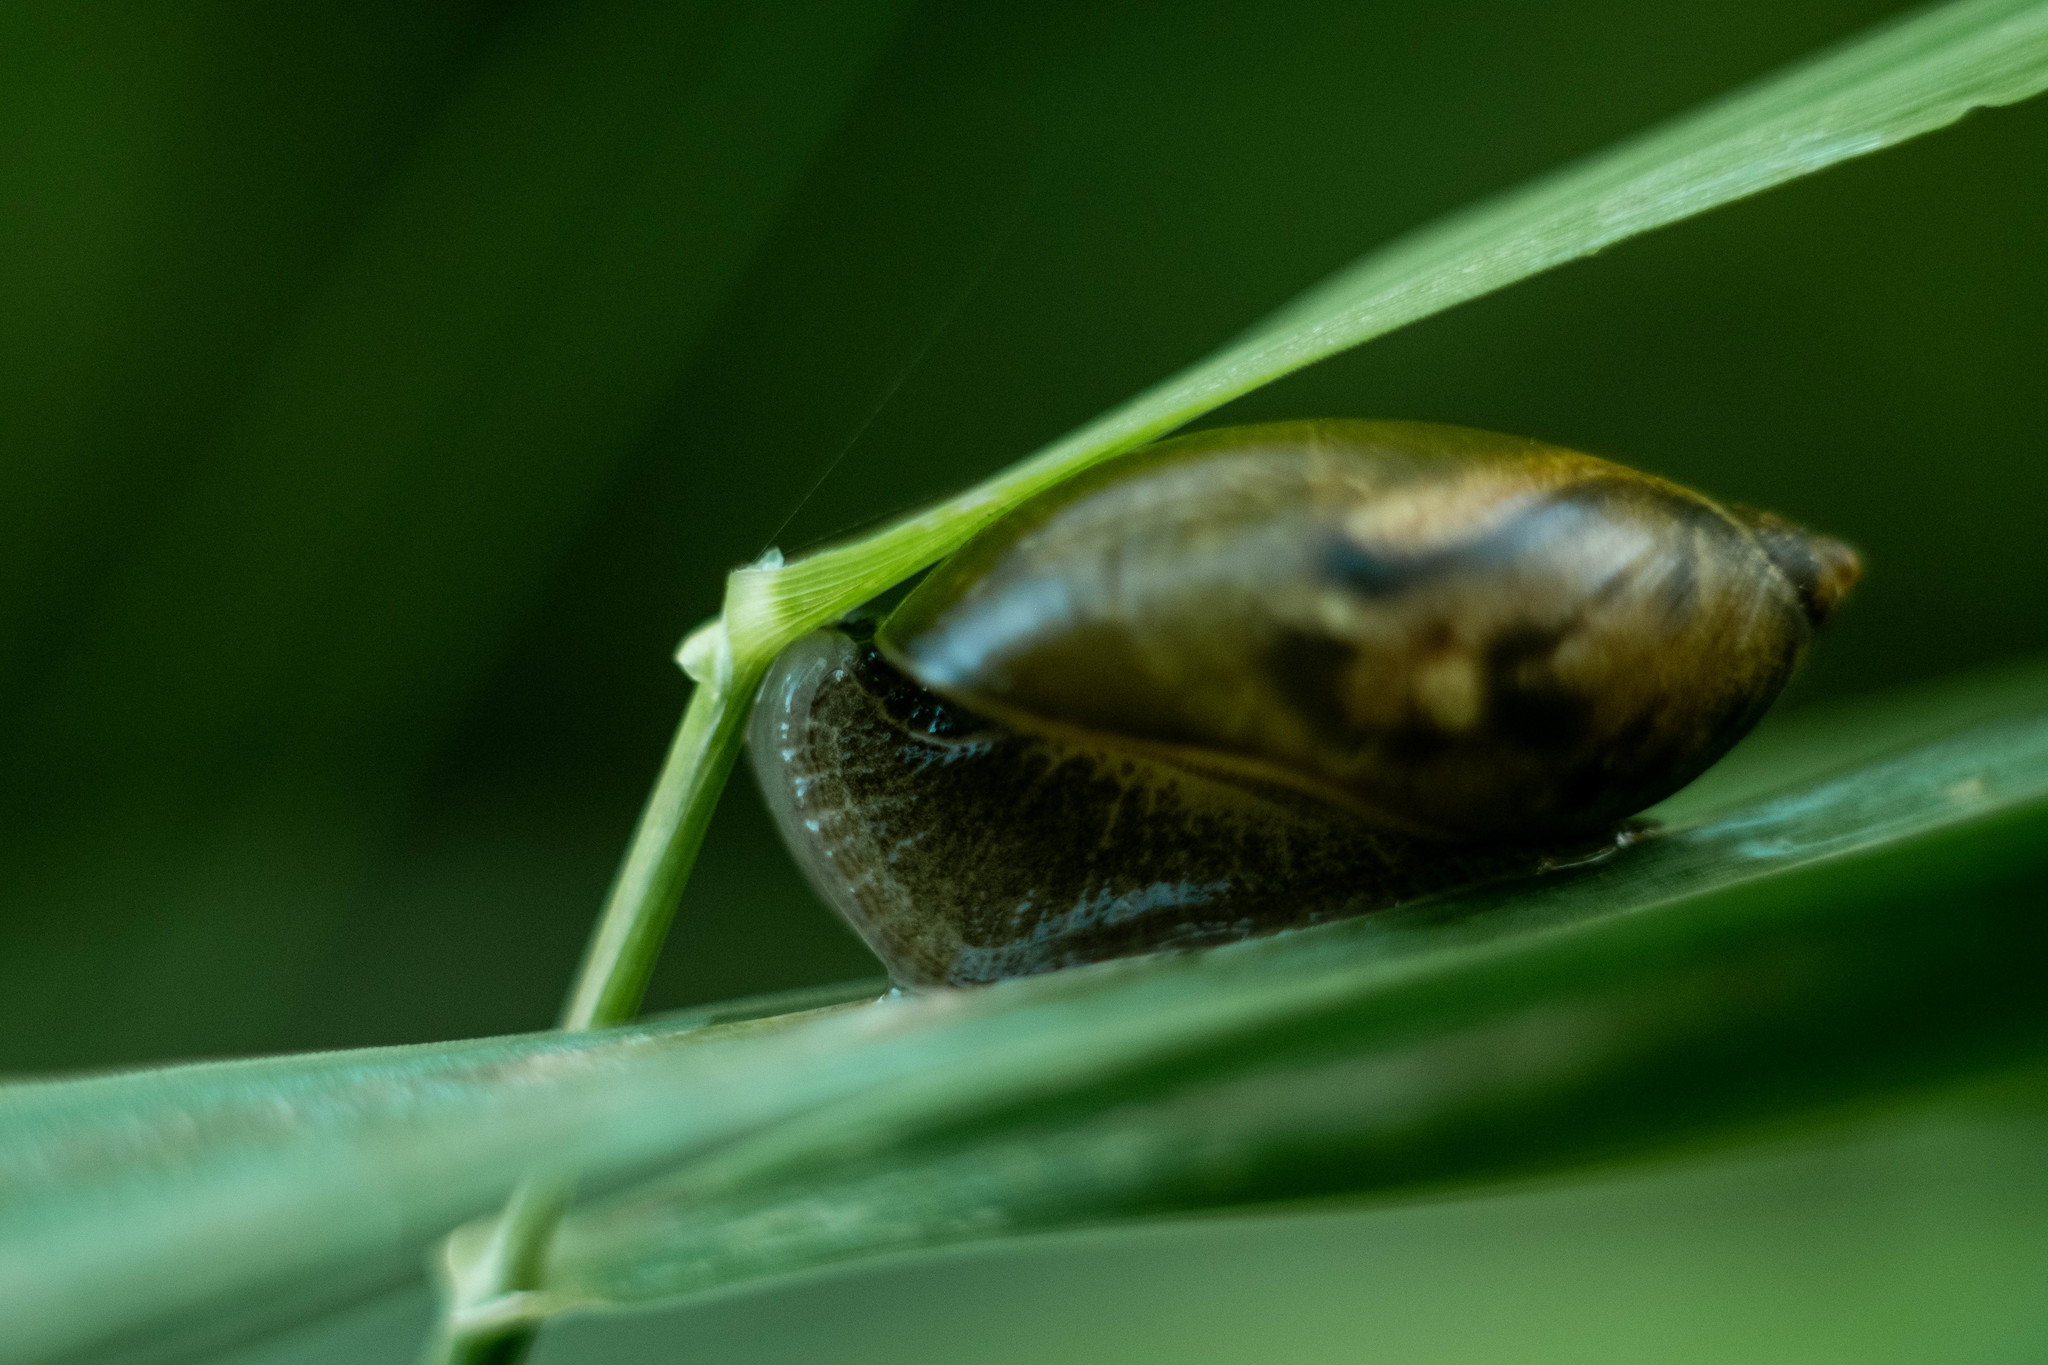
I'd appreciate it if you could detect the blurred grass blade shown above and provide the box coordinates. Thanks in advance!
[728,0,2048,651]
[3,670,2046,1358]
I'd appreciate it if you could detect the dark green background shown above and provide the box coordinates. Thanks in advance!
[2,0,2043,1074]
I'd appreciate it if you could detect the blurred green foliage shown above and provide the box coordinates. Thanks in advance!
[1,0,2043,1080]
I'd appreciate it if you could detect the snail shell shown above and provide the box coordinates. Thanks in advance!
[749,420,1860,987]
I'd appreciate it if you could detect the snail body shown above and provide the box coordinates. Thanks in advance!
[749,420,1860,987]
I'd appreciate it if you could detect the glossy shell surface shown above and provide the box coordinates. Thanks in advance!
[750,420,1860,987]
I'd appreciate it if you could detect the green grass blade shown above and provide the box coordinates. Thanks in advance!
[726,0,2048,656]
[533,1078,2048,1365]
[531,1062,2048,1328]
[472,714,2048,1316]
[4,669,2046,1357]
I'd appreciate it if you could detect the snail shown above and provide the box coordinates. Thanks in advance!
[748,420,1861,987]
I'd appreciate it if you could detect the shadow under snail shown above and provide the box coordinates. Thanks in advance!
[747,420,1861,988]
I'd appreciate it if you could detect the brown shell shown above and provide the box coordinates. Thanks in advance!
[750,420,1860,986]
[878,420,1860,841]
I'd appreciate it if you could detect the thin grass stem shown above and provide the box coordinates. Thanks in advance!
[425,622,769,1363]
